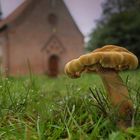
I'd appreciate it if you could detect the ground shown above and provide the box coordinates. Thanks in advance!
[0,69,140,139]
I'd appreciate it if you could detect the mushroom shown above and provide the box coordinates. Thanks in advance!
[64,45,138,129]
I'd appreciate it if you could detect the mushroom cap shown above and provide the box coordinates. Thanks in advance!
[65,45,139,78]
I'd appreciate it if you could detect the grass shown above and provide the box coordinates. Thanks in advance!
[0,69,140,139]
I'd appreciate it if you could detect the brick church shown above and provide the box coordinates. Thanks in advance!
[0,0,84,76]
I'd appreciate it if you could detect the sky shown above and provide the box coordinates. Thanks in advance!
[64,0,104,37]
[0,0,25,18]
[0,0,104,38]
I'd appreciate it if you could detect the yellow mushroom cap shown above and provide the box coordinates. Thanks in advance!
[64,45,139,78]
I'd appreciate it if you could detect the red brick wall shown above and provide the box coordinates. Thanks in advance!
[4,0,84,76]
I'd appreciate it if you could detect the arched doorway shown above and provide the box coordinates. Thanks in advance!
[48,55,59,77]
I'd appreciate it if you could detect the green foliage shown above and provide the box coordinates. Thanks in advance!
[101,0,140,20]
[87,0,140,59]
[0,70,140,139]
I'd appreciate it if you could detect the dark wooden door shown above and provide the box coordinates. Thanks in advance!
[48,55,59,77]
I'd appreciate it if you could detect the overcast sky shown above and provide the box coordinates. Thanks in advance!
[0,0,103,38]
[0,0,24,18]
[64,0,103,37]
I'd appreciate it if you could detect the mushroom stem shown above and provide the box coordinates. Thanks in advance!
[98,69,133,128]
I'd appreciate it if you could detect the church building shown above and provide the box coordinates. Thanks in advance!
[0,0,84,76]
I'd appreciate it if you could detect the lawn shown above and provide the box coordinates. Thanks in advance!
[0,69,140,139]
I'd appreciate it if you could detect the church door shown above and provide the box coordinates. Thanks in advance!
[48,55,59,77]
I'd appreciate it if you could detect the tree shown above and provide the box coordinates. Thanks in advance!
[100,0,140,23]
[87,0,140,59]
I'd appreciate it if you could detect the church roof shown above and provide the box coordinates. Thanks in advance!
[0,0,84,37]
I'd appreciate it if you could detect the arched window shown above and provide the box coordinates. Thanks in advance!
[48,13,58,26]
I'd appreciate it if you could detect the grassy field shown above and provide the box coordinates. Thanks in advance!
[0,69,140,140]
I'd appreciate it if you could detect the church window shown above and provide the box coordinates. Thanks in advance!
[48,13,58,26]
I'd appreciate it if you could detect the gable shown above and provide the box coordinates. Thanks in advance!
[0,0,84,39]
